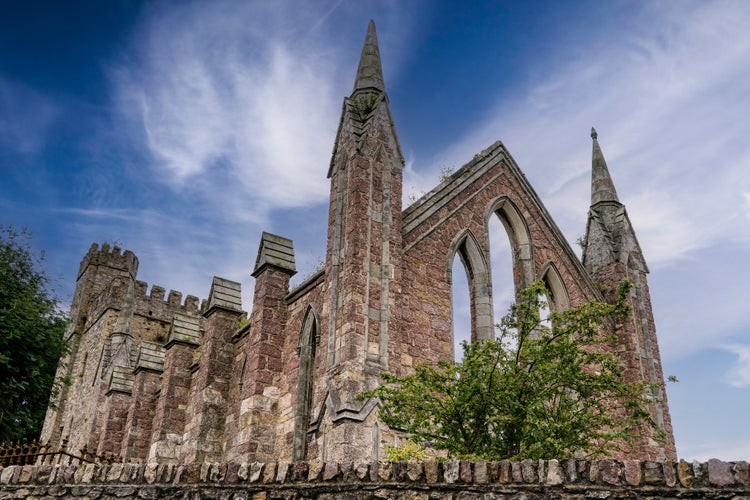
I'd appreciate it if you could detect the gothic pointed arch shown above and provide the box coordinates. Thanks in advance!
[538,261,571,311]
[486,196,535,290]
[446,229,493,343]
[293,305,319,460]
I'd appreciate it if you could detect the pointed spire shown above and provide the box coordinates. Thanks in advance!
[590,127,620,205]
[353,20,385,93]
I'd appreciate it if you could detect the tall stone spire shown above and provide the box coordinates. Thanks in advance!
[353,20,385,93]
[590,127,620,205]
[581,128,676,461]
[320,20,404,462]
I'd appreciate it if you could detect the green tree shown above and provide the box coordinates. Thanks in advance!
[363,281,659,460]
[0,227,68,442]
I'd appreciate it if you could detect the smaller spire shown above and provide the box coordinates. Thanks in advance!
[353,20,385,93]
[590,127,620,205]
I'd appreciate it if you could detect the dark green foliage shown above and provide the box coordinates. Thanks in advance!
[0,227,68,442]
[363,281,658,460]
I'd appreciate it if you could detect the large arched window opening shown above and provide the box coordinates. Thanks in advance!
[293,307,318,461]
[450,256,471,361]
[447,230,493,361]
[539,262,570,313]
[488,215,515,326]
[486,197,535,325]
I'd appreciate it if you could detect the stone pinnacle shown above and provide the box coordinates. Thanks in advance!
[353,20,385,93]
[590,127,620,205]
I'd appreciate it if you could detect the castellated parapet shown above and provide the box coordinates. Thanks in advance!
[42,21,677,464]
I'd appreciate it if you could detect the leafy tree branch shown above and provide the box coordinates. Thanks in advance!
[362,281,661,460]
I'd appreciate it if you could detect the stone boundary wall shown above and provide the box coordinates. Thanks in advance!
[1,459,748,499]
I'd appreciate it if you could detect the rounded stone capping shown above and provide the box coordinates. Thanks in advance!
[1,459,749,497]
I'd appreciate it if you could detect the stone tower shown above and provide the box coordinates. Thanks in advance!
[40,243,139,450]
[318,20,405,461]
[582,128,677,460]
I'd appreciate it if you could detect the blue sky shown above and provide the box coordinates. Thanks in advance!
[2,0,749,461]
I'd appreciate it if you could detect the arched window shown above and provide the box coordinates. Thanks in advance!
[447,230,493,361]
[450,256,471,361]
[486,197,535,325]
[488,215,515,326]
[539,262,570,312]
[293,307,318,460]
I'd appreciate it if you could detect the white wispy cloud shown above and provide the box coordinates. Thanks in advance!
[418,0,750,271]
[113,0,340,210]
[101,0,421,308]
[723,344,750,389]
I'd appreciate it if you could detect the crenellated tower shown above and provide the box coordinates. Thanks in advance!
[40,243,139,447]
[582,128,677,461]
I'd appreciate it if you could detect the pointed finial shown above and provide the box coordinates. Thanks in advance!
[590,127,620,205]
[353,20,385,93]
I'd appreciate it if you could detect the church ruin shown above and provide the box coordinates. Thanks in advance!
[41,21,677,463]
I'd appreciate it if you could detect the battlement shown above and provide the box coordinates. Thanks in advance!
[78,243,139,280]
[133,281,200,313]
[83,276,201,333]
[132,281,201,325]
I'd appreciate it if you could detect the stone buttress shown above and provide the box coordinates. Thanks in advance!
[223,233,296,462]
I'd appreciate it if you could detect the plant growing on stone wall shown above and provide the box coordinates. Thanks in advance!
[439,166,455,182]
[236,312,250,330]
[363,281,660,460]
[384,439,443,461]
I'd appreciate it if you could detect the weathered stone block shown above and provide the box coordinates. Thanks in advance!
[733,461,749,484]
[546,460,564,486]
[423,460,439,484]
[521,459,536,483]
[248,462,264,483]
[643,461,663,484]
[676,460,692,487]
[443,461,459,484]
[322,462,339,481]
[1,466,15,484]
[598,460,621,485]
[707,459,734,486]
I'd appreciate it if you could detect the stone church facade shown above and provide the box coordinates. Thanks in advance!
[41,22,677,464]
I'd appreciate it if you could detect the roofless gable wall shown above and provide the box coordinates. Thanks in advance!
[401,141,598,368]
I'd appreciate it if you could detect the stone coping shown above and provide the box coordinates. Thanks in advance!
[1,459,748,490]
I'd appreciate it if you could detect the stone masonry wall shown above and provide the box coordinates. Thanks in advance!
[2,459,748,499]
[401,142,597,371]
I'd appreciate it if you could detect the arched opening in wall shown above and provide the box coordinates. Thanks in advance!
[451,256,471,361]
[539,262,570,313]
[447,231,493,361]
[487,198,535,330]
[293,307,318,461]
[488,215,516,328]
